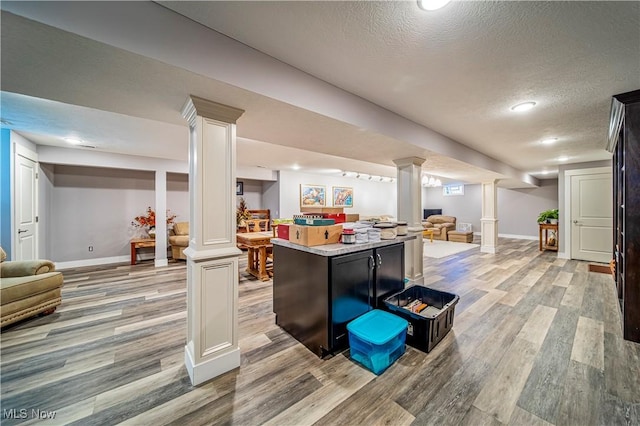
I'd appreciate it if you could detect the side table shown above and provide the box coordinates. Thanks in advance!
[130,238,156,265]
[539,223,559,252]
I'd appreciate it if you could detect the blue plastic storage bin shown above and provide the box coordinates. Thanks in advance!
[347,309,408,375]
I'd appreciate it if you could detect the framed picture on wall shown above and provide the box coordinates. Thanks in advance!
[332,186,354,208]
[236,181,243,195]
[300,184,326,207]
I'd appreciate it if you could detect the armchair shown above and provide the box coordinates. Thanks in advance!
[0,247,64,327]
[169,222,189,260]
[421,215,457,241]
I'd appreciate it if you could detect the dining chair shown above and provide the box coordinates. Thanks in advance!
[244,219,269,232]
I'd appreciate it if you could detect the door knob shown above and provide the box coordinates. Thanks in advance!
[18,229,28,234]
[573,220,578,224]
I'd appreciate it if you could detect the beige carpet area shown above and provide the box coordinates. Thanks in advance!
[423,240,480,258]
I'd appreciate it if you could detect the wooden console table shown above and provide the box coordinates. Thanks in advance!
[539,223,559,252]
[130,238,156,265]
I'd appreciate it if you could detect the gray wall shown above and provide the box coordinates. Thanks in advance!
[49,165,188,262]
[262,173,281,219]
[498,180,558,236]
[236,179,263,212]
[423,180,558,237]
[423,184,482,231]
[167,172,189,224]
[39,163,55,259]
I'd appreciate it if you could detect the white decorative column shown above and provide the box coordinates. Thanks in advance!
[155,169,168,267]
[393,157,425,285]
[481,180,499,254]
[181,95,244,386]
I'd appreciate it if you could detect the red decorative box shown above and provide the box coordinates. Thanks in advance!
[324,213,346,224]
[276,224,290,240]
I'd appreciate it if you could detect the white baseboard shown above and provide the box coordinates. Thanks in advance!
[472,232,538,241]
[55,255,129,270]
[498,233,538,241]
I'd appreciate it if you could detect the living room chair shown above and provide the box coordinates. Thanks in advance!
[169,222,189,260]
[0,247,64,327]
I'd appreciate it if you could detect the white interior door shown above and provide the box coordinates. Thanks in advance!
[570,172,612,262]
[15,152,38,261]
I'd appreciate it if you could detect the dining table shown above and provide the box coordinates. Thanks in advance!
[236,231,273,281]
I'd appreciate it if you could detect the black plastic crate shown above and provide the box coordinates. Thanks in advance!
[383,285,459,353]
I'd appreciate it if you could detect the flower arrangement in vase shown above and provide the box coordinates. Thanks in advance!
[236,197,252,227]
[132,207,178,238]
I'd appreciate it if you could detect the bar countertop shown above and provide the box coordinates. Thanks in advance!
[271,234,417,257]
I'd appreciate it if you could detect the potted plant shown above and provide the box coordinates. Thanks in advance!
[537,208,559,224]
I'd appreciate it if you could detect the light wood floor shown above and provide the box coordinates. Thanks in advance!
[1,238,639,425]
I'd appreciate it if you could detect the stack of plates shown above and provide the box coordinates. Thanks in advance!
[355,228,369,244]
[367,228,381,243]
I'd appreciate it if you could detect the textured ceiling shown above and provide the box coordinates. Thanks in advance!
[161,0,639,172]
[2,1,638,188]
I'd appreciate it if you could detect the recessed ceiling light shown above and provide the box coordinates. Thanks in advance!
[291,164,300,170]
[417,0,451,11]
[511,101,537,112]
[541,170,549,175]
[557,156,569,162]
[64,137,83,145]
[541,138,558,145]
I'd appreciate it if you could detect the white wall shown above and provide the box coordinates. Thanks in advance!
[423,180,558,237]
[11,131,37,152]
[278,170,397,219]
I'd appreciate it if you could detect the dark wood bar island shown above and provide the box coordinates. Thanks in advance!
[271,236,415,357]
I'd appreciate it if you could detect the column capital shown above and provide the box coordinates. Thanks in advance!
[393,157,426,167]
[181,95,245,126]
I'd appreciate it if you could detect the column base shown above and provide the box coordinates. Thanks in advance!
[155,258,169,267]
[481,246,497,254]
[404,232,424,283]
[480,218,498,255]
[185,344,241,386]
[404,276,425,287]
